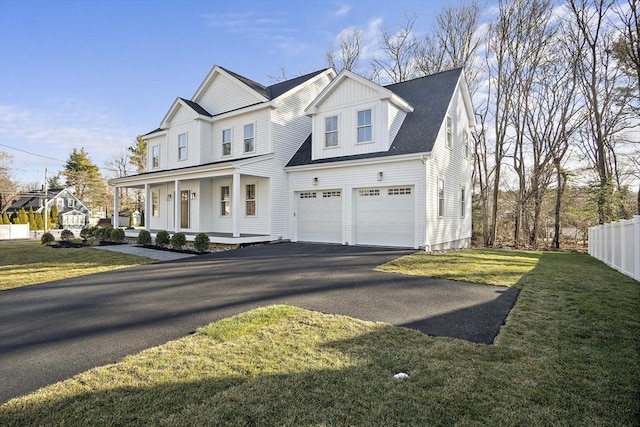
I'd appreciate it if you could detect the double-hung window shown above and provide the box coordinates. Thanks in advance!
[152,145,160,168]
[460,187,466,218]
[245,184,256,216]
[446,116,452,149]
[357,109,372,143]
[222,129,231,156]
[438,178,445,217]
[244,124,254,153]
[220,186,230,216]
[178,133,187,160]
[325,115,338,147]
[463,131,470,158]
[152,191,159,217]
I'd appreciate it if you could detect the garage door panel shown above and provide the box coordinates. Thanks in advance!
[355,186,414,247]
[296,190,342,243]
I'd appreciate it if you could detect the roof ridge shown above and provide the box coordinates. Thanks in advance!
[384,67,462,88]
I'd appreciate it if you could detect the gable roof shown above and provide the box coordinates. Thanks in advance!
[6,188,70,212]
[286,68,465,167]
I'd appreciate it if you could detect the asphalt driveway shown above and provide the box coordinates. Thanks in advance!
[0,242,519,403]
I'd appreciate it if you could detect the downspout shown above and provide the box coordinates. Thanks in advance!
[421,154,431,253]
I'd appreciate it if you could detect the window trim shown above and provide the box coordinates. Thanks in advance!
[446,116,452,149]
[222,128,232,157]
[245,183,256,216]
[178,133,188,161]
[152,145,160,168]
[463,130,470,159]
[220,185,230,217]
[438,178,445,218]
[324,115,339,148]
[357,109,372,143]
[460,186,466,218]
[243,123,255,153]
[152,191,159,217]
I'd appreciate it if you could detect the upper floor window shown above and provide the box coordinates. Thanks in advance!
[460,187,466,218]
[357,109,372,143]
[178,133,188,160]
[446,116,452,149]
[244,124,255,153]
[325,115,338,148]
[222,129,231,156]
[152,145,160,168]
[438,178,445,217]
[464,131,470,158]
[220,186,230,216]
[245,184,256,216]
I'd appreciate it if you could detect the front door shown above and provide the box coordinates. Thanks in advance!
[180,190,189,228]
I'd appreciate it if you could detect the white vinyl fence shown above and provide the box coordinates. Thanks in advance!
[0,224,30,240]
[588,215,640,282]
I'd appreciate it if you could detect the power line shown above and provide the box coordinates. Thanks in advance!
[0,143,66,162]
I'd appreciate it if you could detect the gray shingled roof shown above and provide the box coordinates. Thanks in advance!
[286,68,463,167]
[179,98,213,117]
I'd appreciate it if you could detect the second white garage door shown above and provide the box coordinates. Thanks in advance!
[354,186,415,248]
[296,190,342,243]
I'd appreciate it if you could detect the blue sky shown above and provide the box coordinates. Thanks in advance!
[0,0,468,186]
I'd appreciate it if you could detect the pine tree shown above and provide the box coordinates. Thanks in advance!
[35,211,44,230]
[28,207,36,230]
[17,207,28,224]
[50,204,59,229]
[62,148,107,210]
[0,212,5,224]
[3,211,10,224]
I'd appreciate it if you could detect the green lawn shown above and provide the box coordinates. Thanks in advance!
[1,249,638,425]
[0,240,154,290]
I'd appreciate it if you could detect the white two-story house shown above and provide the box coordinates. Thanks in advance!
[110,66,474,249]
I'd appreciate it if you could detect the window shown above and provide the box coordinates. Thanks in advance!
[438,179,445,217]
[220,186,230,216]
[67,198,75,207]
[359,189,380,197]
[446,116,452,149]
[178,133,187,160]
[460,187,466,218]
[357,109,372,143]
[299,192,317,198]
[323,191,341,198]
[325,115,338,147]
[56,198,64,209]
[152,192,159,217]
[245,184,256,216]
[388,187,412,195]
[244,124,255,153]
[222,129,232,156]
[152,145,160,168]
[463,131,470,158]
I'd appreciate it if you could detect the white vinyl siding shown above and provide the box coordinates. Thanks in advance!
[195,71,266,116]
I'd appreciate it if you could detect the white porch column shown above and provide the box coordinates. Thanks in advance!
[174,180,180,232]
[112,186,119,228]
[232,172,240,237]
[144,183,150,229]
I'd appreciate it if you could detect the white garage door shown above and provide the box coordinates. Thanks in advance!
[296,190,342,243]
[354,186,415,247]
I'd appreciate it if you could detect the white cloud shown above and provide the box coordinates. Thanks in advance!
[333,4,351,17]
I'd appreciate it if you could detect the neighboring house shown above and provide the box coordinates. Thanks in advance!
[6,187,91,231]
[109,66,474,249]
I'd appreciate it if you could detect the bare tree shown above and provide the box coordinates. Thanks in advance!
[0,151,18,213]
[105,149,134,213]
[326,28,364,73]
[369,15,418,83]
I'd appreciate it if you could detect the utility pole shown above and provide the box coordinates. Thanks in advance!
[44,168,48,231]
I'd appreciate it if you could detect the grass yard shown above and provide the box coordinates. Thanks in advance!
[1,250,638,425]
[0,240,154,291]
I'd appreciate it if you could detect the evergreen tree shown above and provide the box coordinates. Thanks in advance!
[50,205,60,229]
[35,211,44,230]
[3,211,9,224]
[28,207,36,230]
[16,207,28,224]
[62,148,107,210]
[0,212,5,224]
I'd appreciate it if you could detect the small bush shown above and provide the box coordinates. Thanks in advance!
[101,227,113,242]
[137,229,152,245]
[111,228,125,242]
[193,233,210,253]
[60,229,75,241]
[41,232,55,245]
[170,232,187,250]
[155,230,170,248]
[80,228,91,240]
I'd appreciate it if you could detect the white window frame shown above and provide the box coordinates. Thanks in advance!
[325,115,338,148]
[222,129,232,156]
[446,116,452,149]
[245,184,256,216]
[357,109,372,143]
[460,186,466,218]
[220,186,230,216]
[438,178,445,218]
[178,133,188,160]
[152,191,159,217]
[463,130,470,159]
[152,145,160,168]
[243,123,255,153]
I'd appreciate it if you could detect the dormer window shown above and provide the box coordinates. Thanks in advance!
[357,109,372,143]
[152,145,160,168]
[325,115,338,148]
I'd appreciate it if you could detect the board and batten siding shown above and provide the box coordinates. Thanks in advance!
[425,83,473,250]
[195,73,265,116]
[287,159,425,248]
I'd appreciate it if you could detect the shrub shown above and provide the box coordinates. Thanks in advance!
[60,229,75,241]
[101,227,113,242]
[111,228,125,242]
[137,229,152,245]
[41,232,55,245]
[80,228,91,240]
[155,230,170,248]
[170,232,187,250]
[193,233,210,253]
